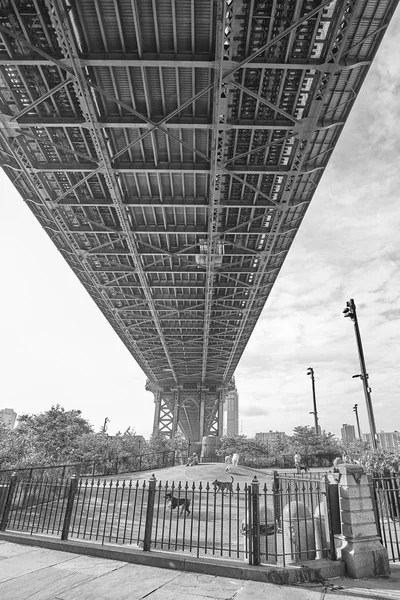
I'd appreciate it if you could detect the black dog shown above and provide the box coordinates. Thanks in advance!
[300,464,310,473]
[212,476,234,495]
[165,493,191,515]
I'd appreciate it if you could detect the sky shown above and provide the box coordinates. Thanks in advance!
[1,10,400,441]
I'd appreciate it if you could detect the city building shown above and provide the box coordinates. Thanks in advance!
[363,431,400,451]
[0,408,17,429]
[255,431,286,447]
[223,380,239,436]
[341,424,356,445]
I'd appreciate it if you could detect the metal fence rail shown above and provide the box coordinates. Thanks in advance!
[0,464,78,482]
[70,478,148,546]
[0,472,335,567]
[79,450,176,477]
[1,476,70,536]
[370,473,400,562]
[0,450,176,482]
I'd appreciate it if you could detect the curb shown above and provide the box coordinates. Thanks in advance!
[0,531,344,584]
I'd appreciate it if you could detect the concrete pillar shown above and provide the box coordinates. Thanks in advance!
[152,390,161,434]
[171,388,180,436]
[218,390,224,437]
[335,463,390,578]
[199,390,205,440]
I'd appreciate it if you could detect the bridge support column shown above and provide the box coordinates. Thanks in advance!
[218,390,224,437]
[171,388,180,437]
[199,389,205,440]
[147,380,224,442]
[152,390,161,434]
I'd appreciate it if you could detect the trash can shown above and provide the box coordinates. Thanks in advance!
[282,501,316,563]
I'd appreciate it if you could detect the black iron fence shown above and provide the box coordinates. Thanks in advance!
[0,463,78,482]
[79,450,176,477]
[0,450,176,482]
[194,453,338,469]
[369,473,400,562]
[0,472,338,567]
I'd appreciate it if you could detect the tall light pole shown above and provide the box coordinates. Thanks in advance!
[343,299,378,450]
[353,403,362,441]
[307,367,319,435]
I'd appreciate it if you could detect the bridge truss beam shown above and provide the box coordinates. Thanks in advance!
[0,0,397,441]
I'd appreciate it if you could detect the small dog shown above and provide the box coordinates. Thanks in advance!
[164,493,191,515]
[212,476,234,495]
[300,464,310,473]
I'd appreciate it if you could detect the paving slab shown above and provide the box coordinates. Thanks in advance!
[0,566,94,600]
[56,563,182,600]
[0,541,40,559]
[55,554,129,576]
[0,546,79,583]
[142,572,245,599]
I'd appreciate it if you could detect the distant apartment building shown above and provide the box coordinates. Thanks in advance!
[255,431,286,447]
[341,423,356,444]
[0,408,17,429]
[223,380,239,436]
[363,431,400,451]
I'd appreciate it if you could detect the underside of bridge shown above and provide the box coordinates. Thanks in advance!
[0,0,397,441]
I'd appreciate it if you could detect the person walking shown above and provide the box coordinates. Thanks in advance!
[294,452,301,474]
[232,453,239,468]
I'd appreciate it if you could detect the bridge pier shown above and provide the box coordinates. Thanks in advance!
[146,380,224,443]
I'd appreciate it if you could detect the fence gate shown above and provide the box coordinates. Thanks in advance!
[370,474,400,562]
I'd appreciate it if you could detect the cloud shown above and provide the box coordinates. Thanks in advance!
[240,404,270,418]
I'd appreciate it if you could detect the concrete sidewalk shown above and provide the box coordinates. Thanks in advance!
[0,541,400,600]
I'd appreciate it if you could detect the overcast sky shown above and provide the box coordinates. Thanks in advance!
[1,11,399,441]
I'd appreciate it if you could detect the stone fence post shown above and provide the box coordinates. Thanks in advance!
[335,463,389,578]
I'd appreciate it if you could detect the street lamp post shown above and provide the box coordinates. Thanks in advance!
[353,403,362,441]
[307,367,319,435]
[343,298,378,450]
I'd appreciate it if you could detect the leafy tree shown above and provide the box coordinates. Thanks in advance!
[144,431,172,455]
[271,433,290,458]
[144,431,188,457]
[0,422,33,468]
[359,449,400,474]
[340,439,370,463]
[217,434,269,461]
[16,405,93,464]
[291,426,340,458]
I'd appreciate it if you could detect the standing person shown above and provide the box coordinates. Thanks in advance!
[232,453,239,468]
[225,454,232,473]
[294,452,301,474]
[333,456,343,473]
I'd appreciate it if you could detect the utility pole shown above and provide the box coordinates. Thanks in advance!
[353,403,362,441]
[343,299,378,450]
[307,367,319,435]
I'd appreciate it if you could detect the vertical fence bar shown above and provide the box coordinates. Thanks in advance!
[61,475,78,540]
[247,484,252,565]
[122,480,132,544]
[0,473,17,531]
[196,482,202,557]
[189,482,195,553]
[101,481,114,544]
[325,476,339,560]
[143,474,156,551]
[273,471,281,528]
[251,476,260,566]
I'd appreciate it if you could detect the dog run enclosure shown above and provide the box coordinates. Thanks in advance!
[0,471,339,567]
